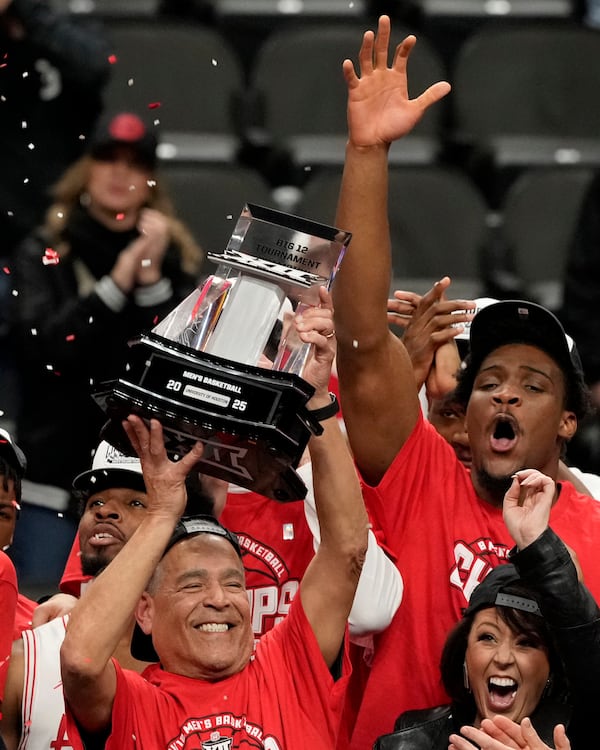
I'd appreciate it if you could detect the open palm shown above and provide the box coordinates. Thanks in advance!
[343,16,451,147]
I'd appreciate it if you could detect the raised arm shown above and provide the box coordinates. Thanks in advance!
[60,420,204,734]
[294,288,369,666]
[332,15,454,484]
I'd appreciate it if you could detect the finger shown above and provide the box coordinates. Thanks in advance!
[419,276,453,307]
[317,284,333,310]
[552,723,571,750]
[448,736,476,750]
[392,289,421,306]
[503,474,523,506]
[122,414,148,458]
[148,418,167,457]
[490,715,529,748]
[357,28,375,76]
[342,58,359,89]
[414,80,452,111]
[373,15,392,68]
[178,439,205,472]
[387,312,410,330]
[391,33,417,72]
[430,327,468,346]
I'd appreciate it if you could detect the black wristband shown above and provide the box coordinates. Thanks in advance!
[307,392,339,422]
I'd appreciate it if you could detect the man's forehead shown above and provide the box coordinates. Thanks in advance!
[163,532,243,569]
[478,342,562,373]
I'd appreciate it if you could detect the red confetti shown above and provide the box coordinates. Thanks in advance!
[116,213,125,221]
[108,54,117,64]
[66,334,75,342]
[148,102,161,109]
[153,316,159,325]
[42,248,60,266]
[2,266,10,275]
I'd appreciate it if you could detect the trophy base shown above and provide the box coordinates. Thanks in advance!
[93,333,322,502]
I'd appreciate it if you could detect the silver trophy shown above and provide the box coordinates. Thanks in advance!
[93,203,351,501]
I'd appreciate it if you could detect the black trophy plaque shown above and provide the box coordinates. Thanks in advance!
[93,203,351,502]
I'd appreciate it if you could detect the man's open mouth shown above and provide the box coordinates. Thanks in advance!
[490,415,518,452]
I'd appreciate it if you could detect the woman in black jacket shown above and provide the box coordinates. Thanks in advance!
[9,111,203,582]
[375,469,599,750]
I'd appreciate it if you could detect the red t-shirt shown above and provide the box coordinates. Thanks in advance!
[220,487,315,642]
[346,412,600,750]
[0,551,18,702]
[67,595,349,750]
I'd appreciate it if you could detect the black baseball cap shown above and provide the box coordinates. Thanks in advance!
[468,300,584,386]
[131,515,242,662]
[464,564,541,618]
[88,112,158,169]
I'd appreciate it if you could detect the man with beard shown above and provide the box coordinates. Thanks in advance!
[331,15,600,749]
[0,440,218,750]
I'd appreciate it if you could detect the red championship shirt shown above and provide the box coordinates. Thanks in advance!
[220,485,315,643]
[67,595,350,750]
[346,412,600,750]
[0,551,17,702]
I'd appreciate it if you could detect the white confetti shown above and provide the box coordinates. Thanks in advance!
[27,143,35,150]
[352,339,359,348]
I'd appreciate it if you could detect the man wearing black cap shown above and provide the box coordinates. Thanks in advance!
[330,15,600,749]
[60,298,369,750]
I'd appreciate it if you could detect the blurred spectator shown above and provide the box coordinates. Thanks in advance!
[0,0,110,256]
[0,0,111,436]
[560,171,600,475]
[9,111,204,590]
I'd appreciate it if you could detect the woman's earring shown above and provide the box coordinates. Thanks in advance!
[463,662,470,692]
[79,191,91,208]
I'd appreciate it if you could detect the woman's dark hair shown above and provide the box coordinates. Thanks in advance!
[440,587,568,712]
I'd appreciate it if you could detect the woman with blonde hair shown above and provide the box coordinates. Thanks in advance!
[10,112,204,586]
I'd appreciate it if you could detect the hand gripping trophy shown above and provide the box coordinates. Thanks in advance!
[93,203,351,501]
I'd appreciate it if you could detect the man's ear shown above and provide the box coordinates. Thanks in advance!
[558,410,577,442]
[135,592,154,636]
